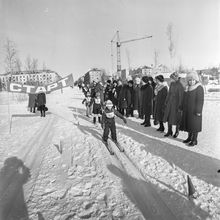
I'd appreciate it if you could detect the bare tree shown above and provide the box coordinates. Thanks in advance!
[4,38,17,73]
[42,61,47,70]
[25,55,32,71]
[32,58,38,71]
[25,56,38,71]
[166,23,175,70]
[14,57,22,72]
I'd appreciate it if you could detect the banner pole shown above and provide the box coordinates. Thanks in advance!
[8,91,12,133]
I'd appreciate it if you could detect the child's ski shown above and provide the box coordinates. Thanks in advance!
[102,140,114,155]
[111,140,124,152]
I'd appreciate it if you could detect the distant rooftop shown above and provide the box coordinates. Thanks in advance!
[0,69,59,76]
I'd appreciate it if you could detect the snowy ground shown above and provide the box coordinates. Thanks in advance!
[0,87,220,220]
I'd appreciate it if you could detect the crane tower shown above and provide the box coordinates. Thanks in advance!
[111,31,152,77]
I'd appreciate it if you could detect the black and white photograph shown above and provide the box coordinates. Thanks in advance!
[0,0,220,219]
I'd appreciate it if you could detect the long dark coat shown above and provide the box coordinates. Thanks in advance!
[111,85,118,106]
[28,93,37,108]
[180,84,204,132]
[154,86,168,122]
[133,85,141,112]
[118,85,131,109]
[141,84,153,117]
[163,80,184,125]
[36,93,46,106]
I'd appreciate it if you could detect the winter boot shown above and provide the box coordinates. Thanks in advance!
[173,125,179,138]
[164,124,173,137]
[93,117,96,124]
[189,132,198,146]
[157,122,164,132]
[183,132,192,143]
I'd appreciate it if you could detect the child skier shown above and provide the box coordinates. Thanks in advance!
[102,100,127,144]
[91,92,103,124]
[82,92,92,117]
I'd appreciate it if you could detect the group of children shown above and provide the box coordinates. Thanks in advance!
[82,91,127,144]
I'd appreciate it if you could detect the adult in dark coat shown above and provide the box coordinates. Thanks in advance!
[133,77,142,118]
[111,80,118,107]
[95,82,104,103]
[118,82,131,116]
[163,72,184,137]
[116,80,122,111]
[154,75,168,132]
[104,80,112,101]
[180,71,204,146]
[140,76,153,127]
[126,80,134,117]
[36,92,46,117]
[28,93,37,113]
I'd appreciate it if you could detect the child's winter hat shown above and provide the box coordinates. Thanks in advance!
[105,100,113,107]
[128,80,134,85]
[186,71,200,82]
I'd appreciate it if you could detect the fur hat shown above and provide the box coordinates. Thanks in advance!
[170,72,179,80]
[105,100,113,107]
[128,80,133,85]
[186,71,200,82]
[155,75,164,82]
[142,76,149,83]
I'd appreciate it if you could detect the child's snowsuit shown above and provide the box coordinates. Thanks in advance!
[91,97,103,123]
[82,96,92,116]
[102,107,126,142]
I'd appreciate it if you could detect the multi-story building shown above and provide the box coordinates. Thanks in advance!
[0,70,60,87]
[84,68,103,85]
[141,66,153,76]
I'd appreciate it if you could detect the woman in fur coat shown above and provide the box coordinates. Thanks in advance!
[180,71,204,146]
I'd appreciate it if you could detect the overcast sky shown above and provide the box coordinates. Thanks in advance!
[0,0,219,78]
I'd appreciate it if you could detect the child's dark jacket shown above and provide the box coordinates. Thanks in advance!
[102,107,125,125]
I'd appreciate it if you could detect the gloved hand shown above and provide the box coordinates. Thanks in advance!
[123,118,127,124]
[196,113,201,116]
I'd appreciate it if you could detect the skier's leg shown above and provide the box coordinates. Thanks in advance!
[110,122,117,142]
[103,123,110,142]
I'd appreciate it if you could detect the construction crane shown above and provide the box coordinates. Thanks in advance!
[111,31,152,76]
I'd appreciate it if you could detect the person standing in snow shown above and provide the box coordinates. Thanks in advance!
[111,80,118,108]
[36,92,47,117]
[116,80,123,111]
[28,93,37,113]
[104,80,113,101]
[180,71,204,146]
[133,77,142,118]
[140,76,153,127]
[91,92,103,124]
[126,80,134,117]
[82,92,92,117]
[101,100,127,144]
[163,72,184,137]
[154,75,168,132]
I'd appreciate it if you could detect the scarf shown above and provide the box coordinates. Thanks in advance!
[187,82,202,92]
[154,82,168,95]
